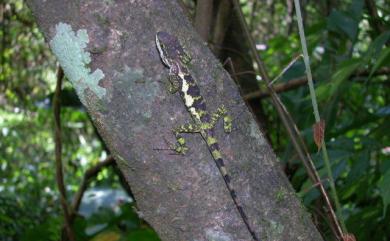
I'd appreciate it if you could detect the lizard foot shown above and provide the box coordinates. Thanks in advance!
[153,136,188,155]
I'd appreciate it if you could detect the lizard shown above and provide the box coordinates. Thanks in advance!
[155,31,260,241]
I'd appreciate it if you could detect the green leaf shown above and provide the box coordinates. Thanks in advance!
[316,59,361,101]
[378,168,390,217]
[115,204,141,230]
[346,206,382,241]
[125,228,161,241]
[364,31,390,60]
[21,216,61,241]
[327,10,358,40]
[90,230,121,241]
[369,47,390,79]
[348,0,364,21]
[346,150,369,184]
[73,216,89,241]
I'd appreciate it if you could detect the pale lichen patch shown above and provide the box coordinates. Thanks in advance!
[114,65,154,120]
[205,229,233,241]
[249,119,265,146]
[49,22,106,105]
[267,219,284,239]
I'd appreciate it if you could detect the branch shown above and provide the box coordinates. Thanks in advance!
[354,66,390,77]
[53,66,75,241]
[243,67,390,100]
[70,156,115,220]
[244,77,307,100]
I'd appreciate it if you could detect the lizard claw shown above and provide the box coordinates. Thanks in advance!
[163,135,188,155]
[173,145,188,155]
[153,136,188,155]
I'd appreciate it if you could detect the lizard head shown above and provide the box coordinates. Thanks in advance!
[155,31,191,67]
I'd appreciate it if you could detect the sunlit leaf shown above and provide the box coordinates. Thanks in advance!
[90,230,121,241]
[125,228,161,241]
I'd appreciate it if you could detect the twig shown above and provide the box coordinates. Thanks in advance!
[231,0,313,182]
[224,57,274,143]
[354,67,390,77]
[53,66,75,241]
[209,43,254,66]
[244,67,390,100]
[231,70,257,76]
[269,54,303,86]
[294,0,346,236]
[222,57,239,83]
[230,0,344,239]
[301,178,330,195]
[70,156,115,220]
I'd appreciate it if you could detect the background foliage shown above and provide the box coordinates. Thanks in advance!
[0,0,389,240]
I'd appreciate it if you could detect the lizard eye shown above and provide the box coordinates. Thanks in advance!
[170,62,180,75]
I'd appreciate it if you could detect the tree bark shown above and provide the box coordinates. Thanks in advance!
[27,0,323,240]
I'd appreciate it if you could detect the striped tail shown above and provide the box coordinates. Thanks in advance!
[206,133,260,241]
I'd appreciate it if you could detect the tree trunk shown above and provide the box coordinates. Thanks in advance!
[27,0,323,240]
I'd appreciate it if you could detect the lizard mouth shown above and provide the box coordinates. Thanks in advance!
[155,34,170,67]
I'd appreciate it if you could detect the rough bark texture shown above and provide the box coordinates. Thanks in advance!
[27,1,323,240]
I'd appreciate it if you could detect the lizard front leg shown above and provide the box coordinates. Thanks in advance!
[210,105,232,133]
[172,123,201,154]
[180,52,191,65]
[167,73,180,94]
[179,47,192,64]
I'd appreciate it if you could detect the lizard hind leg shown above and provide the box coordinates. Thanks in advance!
[172,123,201,154]
[210,105,232,133]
